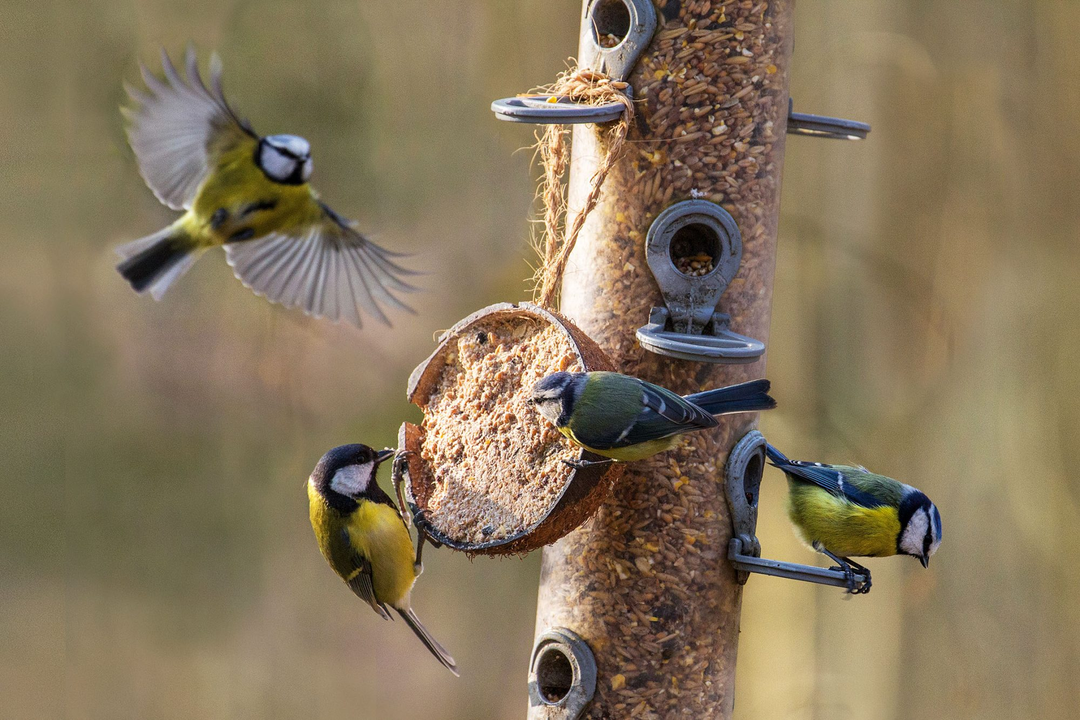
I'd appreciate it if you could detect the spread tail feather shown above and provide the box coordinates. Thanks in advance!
[396,607,458,676]
[683,379,776,415]
[116,227,201,300]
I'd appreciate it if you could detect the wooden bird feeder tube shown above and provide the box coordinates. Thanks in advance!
[531,0,795,717]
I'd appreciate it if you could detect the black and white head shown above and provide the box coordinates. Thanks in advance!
[257,134,313,185]
[309,443,394,512]
[897,490,943,568]
[528,371,586,428]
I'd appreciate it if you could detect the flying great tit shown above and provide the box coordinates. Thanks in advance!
[529,371,776,464]
[766,443,942,594]
[116,47,417,327]
[308,444,458,675]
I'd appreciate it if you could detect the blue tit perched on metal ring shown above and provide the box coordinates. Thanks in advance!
[116,47,418,327]
[528,371,776,464]
[307,444,458,675]
[765,443,942,594]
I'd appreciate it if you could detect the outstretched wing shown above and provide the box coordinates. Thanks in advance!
[224,200,420,327]
[124,46,257,211]
[341,530,392,620]
[770,457,887,509]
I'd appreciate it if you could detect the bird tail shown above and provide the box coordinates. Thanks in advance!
[764,443,790,467]
[396,606,459,676]
[116,225,202,300]
[684,379,776,416]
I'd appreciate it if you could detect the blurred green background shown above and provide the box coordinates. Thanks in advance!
[4,0,1079,718]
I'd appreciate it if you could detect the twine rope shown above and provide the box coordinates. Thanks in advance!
[533,67,634,309]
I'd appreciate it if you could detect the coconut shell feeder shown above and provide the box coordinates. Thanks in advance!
[398,302,623,556]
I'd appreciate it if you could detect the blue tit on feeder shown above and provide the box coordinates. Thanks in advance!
[528,371,775,464]
[116,47,417,327]
[765,443,942,594]
[307,444,458,675]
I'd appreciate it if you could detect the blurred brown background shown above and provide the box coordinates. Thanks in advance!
[4,0,1079,718]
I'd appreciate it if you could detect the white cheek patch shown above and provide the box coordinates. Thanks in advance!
[330,464,373,497]
[260,145,296,181]
[927,535,942,558]
[899,508,929,557]
[301,157,313,182]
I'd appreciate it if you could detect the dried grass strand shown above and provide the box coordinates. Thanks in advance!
[532,68,634,309]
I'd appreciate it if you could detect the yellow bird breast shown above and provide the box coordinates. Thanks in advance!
[559,426,678,462]
[182,141,318,248]
[307,482,417,608]
[788,482,901,558]
[348,501,417,607]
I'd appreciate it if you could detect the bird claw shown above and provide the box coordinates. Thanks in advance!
[818,544,872,595]
[836,565,872,595]
[855,573,872,594]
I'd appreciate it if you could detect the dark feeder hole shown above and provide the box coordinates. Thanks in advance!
[536,645,575,704]
[743,450,763,506]
[591,0,632,49]
[669,222,721,278]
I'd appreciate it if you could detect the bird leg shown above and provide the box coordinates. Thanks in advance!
[413,532,427,577]
[391,450,441,576]
[562,457,615,470]
[391,451,411,517]
[814,543,872,595]
[843,557,873,595]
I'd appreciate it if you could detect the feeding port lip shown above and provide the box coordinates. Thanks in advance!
[637,200,765,364]
[490,0,655,125]
[528,628,597,720]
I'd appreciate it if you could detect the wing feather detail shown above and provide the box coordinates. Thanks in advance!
[341,533,391,621]
[769,457,888,509]
[225,205,418,328]
[125,46,256,210]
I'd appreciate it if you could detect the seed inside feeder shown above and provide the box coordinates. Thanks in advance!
[670,222,720,277]
[674,253,715,277]
[598,32,623,48]
[418,316,584,545]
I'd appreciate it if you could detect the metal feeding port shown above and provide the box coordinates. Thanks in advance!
[528,628,597,720]
[636,200,766,364]
[491,0,655,125]
[724,431,870,592]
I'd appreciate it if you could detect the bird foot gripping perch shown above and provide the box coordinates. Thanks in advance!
[724,430,871,593]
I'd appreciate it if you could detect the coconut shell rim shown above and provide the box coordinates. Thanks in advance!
[402,302,622,554]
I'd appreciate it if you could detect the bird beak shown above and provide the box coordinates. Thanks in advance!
[920,555,930,569]
[375,448,396,465]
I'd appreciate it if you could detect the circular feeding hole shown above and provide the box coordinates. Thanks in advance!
[670,222,721,277]
[536,646,575,704]
[591,0,631,49]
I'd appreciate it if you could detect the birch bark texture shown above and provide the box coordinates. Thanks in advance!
[534,1,795,717]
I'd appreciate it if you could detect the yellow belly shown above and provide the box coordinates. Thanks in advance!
[308,483,417,608]
[181,143,319,247]
[559,427,679,462]
[788,482,900,558]
[348,502,417,606]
